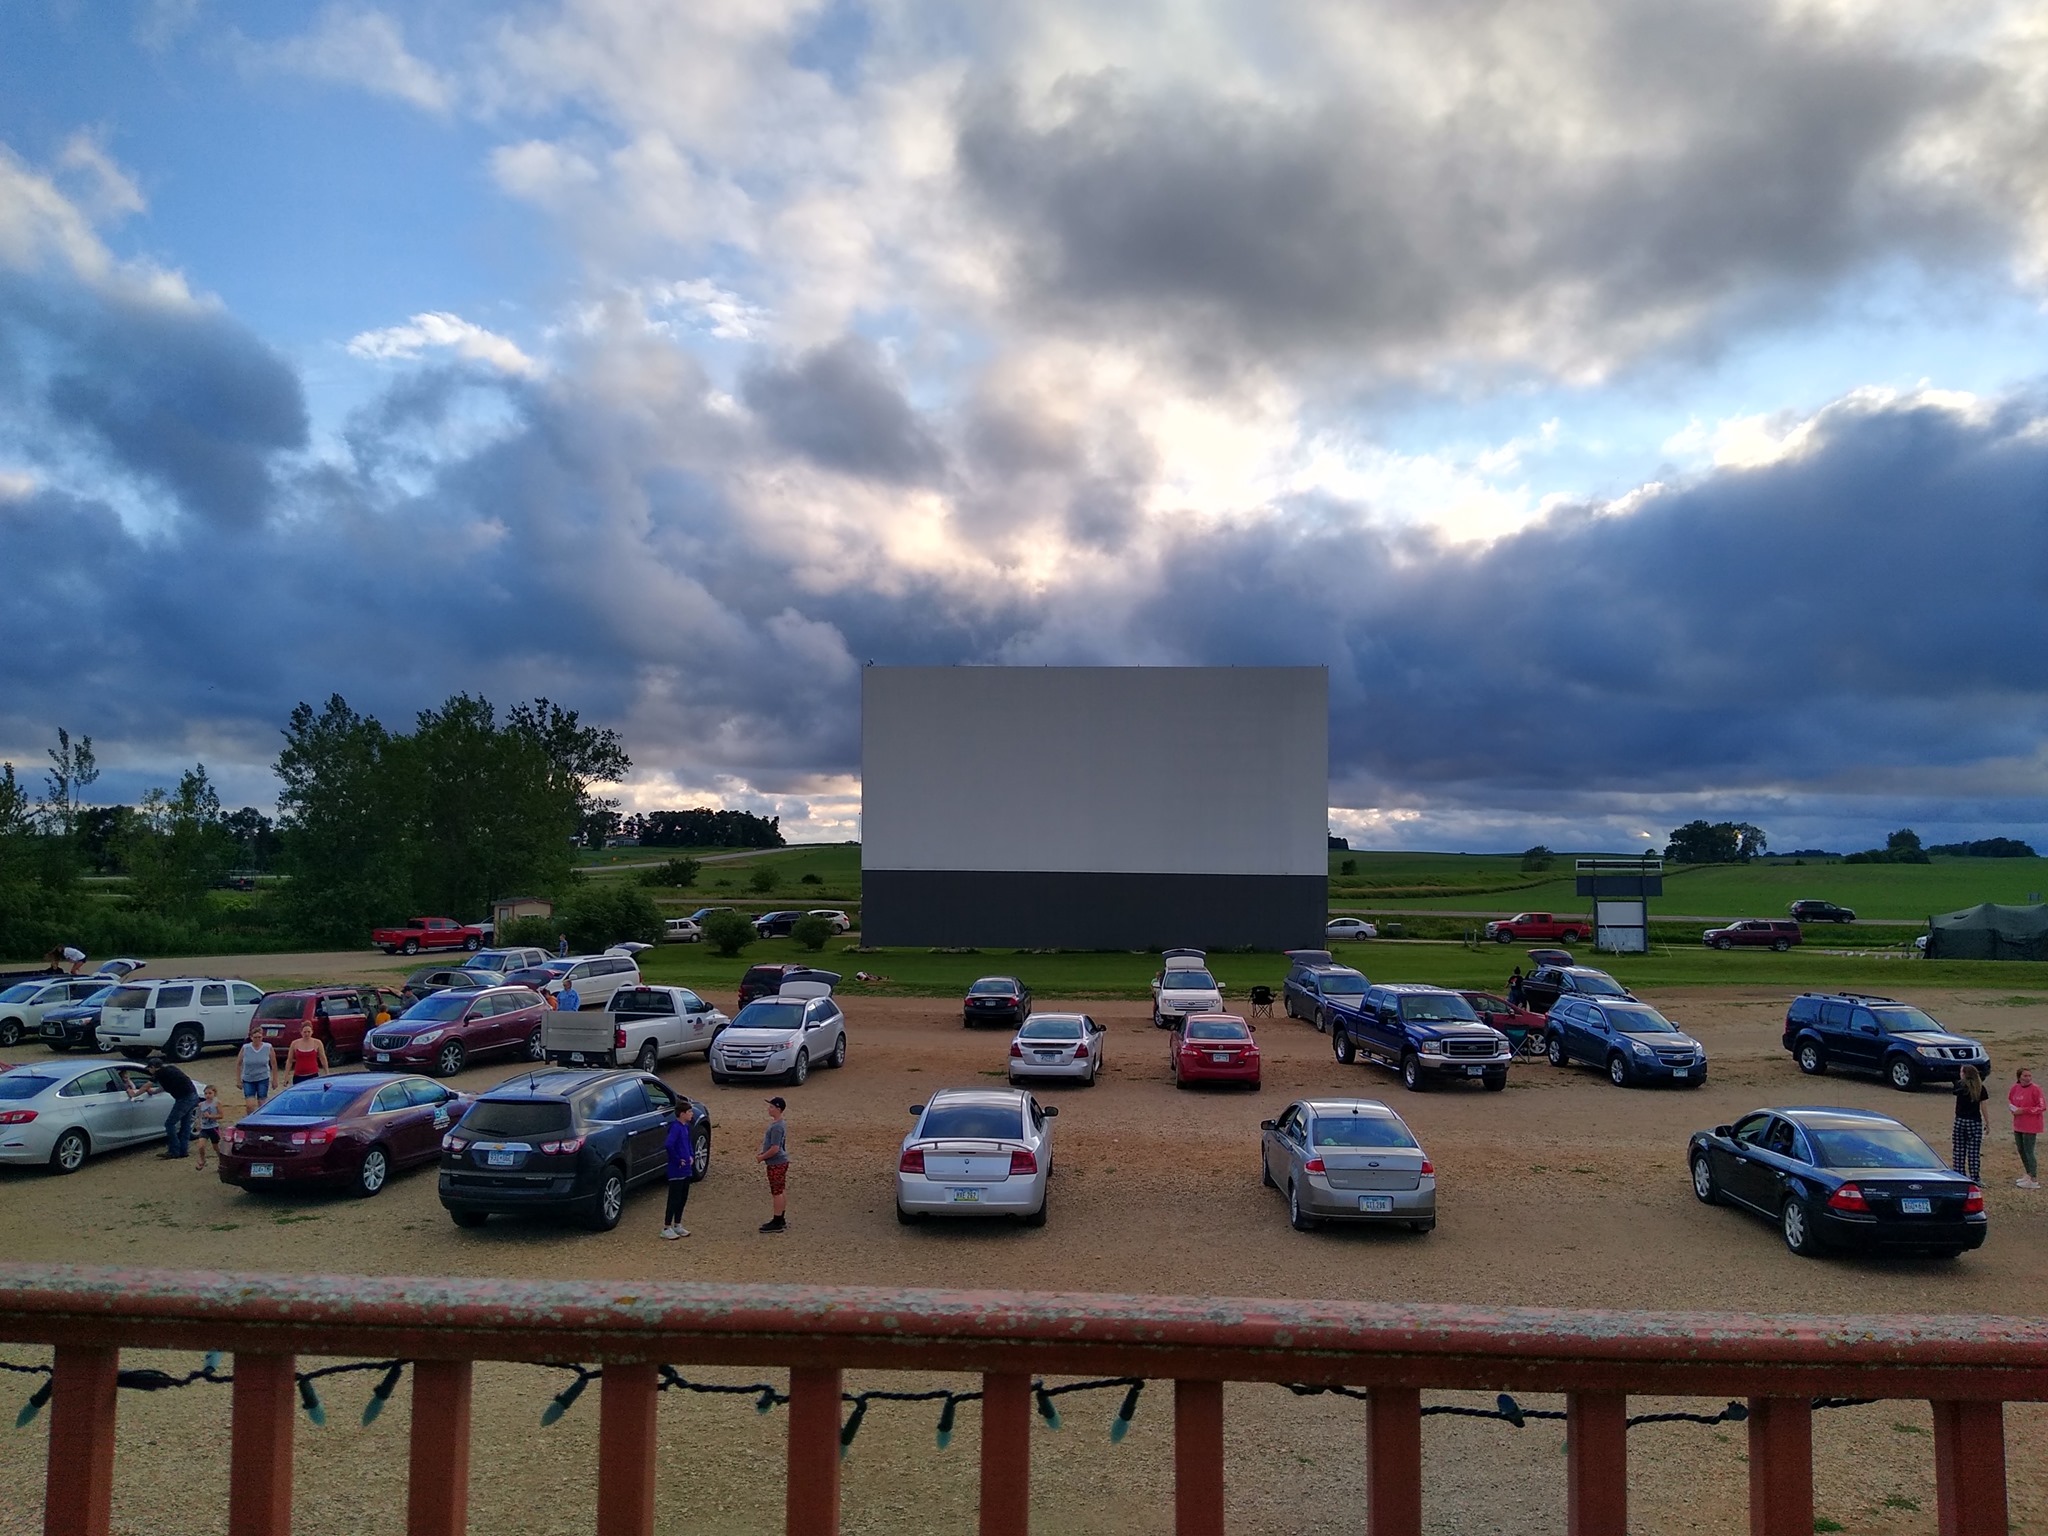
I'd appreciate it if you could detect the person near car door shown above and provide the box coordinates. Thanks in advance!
[557,983,581,1013]
[661,1102,701,1240]
[1952,1064,1989,1180]
[288,1023,329,1085]
[131,1055,199,1160]
[1507,968,1525,1009]
[2010,1067,2044,1190]
[758,1096,789,1233]
[238,1026,278,1113]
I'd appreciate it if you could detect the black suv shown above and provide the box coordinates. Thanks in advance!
[1789,900,1857,923]
[753,911,805,938]
[1520,965,1633,1014]
[1782,993,1990,1091]
[438,1069,709,1231]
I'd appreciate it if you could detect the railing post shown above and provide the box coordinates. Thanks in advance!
[228,1353,296,1536]
[407,1359,473,1536]
[1746,1396,1811,1536]
[978,1373,1031,1536]
[43,1344,118,1536]
[1932,1400,2007,1536]
[1366,1387,1422,1536]
[786,1366,842,1536]
[1173,1379,1224,1536]
[597,1363,658,1536]
[1565,1391,1627,1536]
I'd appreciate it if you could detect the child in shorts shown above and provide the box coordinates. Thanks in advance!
[192,1085,224,1170]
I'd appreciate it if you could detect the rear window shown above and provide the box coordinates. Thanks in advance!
[255,995,306,1022]
[1787,997,1821,1025]
[969,979,1019,995]
[0,1074,56,1100]
[1018,1018,1081,1040]
[460,1099,573,1138]
[1807,1126,1942,1170]
[106,986,150,1010]
[1317,972,1368,995]
[260,1082,369,1118]
[611,989,674,1014]
[1186,1019,1249,1040]
[1311,1116,1420,1149]
[920,1104,1024,1140]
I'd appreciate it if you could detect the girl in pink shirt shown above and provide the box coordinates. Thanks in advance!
[2010,1068,2044,1189]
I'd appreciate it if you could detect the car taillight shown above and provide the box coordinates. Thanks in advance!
[223,1128,242,1148]
[1008,1149,1037,1175]
[289,1127,337,1148]
[1302,1156,1326,1174]
[1964,1185,1985,1214]
[1827,1183,1869,1212]
[615,1027,628,1049]
[1419,1159,1433,1176]
[442,1135,468,1153]
[899,1149,925,1173]
[0,1109,37,1125]
[539,1138,586,1155]
[1073,1041,1089,1059]
[1010,1042,1024,1058]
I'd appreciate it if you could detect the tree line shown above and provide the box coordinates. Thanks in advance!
[579,807,784,849]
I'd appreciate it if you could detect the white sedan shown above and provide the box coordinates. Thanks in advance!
[895,1088,1057,1226]
[1006,1014,1105,1086]
[0,1059,167,1172]
[1326,918,1379,941]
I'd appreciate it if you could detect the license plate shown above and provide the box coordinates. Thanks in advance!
[1212,1052,1232,1063]
[1901,1197,1932,1215]
[1672,1068,1689,1079]
[487,1150,518,1168]
[950,1188,981,1202]
[1465,1065,1484,1076]
[250,1164,274,1178]
[1035,1051,1059,1060]
[374,1052,390,1062]
[1359,1195,1393,1213]
[569,1052,585,1063]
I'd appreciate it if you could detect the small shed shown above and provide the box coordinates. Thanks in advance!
[491,895,555,935]
[1924,902,2048,961]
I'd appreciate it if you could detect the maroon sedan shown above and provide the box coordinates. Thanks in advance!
[1460,990,1548,1056]
[218,1073,468,1196]
[361,985,550,1077]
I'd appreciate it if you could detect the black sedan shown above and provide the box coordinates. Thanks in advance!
[963,976,1032,1028]
[1689,1106,1986,1259]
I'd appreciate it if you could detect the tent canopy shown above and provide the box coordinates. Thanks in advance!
[1925,902,2048,961]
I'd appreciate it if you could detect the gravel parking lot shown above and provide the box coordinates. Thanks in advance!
[2,982,2043,1535]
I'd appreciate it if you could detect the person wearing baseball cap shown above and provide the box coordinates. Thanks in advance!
[757,1096,790,1233]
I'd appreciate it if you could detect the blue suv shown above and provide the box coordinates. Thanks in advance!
[1282,963,1370,1033]
[1545,997,1707,1087]
[1782,993,1989,1092]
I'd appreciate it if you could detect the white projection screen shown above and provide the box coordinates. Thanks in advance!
[862,666,1327,949]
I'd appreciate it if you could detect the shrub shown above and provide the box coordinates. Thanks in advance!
[800,872,822,885]
[640,857,701,889]
[702,909,756,957]
[500,914,560,949]
[791,915,833,952]
[1339,859,1357,876]
[748,865,777,894]
[557,882,663,952]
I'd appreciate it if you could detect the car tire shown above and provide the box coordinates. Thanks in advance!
[449,1208,488,1228]
[635,1039,660,1072]
[1314,1008,1329,1035]
[828,1032,847,1069]
[1496,930,1513,943]
[1482,1071,1507,1092]
[464,936,480,951]
[1560,929,1580,944]
[1606,1054,1630,1088]
[1261,1151,1277,1189]
[436,1040,466,1077]
[1022,1188,1048,1228]
[1796,1042,1826,1075]
[1547,1034,1568,1068]
[1780,1197,1823,1257]
[0,1018,21,1048]
[693,1127,711,1181]
[403,939,419,955]
[49,1128,88,1174]
[1771,939,1790,952]
[1401,1053,1426,1092]
[1288,1181,1316,1232]
[1887,1055,1918,1092]
[896,1203,918,1225]
[1333,1030,1355,1065]
[524,1030,546,1063]
[1690,1154,1720,1205]
[356,1146,390,1198]
[168,1025,202,1064]
[1087,1062,1099,1087]
[788,1048,809,1086]
[1713,937,1732,950]
[585,1166,627,1232]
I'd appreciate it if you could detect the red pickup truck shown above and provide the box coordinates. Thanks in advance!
[372,917,488,955]
[1483,912,1589,944]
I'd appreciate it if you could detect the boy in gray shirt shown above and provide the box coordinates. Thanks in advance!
[757,1096,789,1233]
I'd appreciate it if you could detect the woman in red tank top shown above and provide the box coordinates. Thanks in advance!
[288,1023,329,1083]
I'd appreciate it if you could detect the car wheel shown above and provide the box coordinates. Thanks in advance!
[168,1025,202,1064]
[49,1128,88,1174]
[1713,937,1732,950]
[463,936,480,951]
[1482,1071,1507,1092]
[1288,1181,1316,1232]
[828,1032,847,1068]
[585,1166,627,1231]
[1780,1197,1822,1257]
[1771,939,1790,953]
[1314,1008,1329,1035]
[449,1208,488,1228]
[436,1041,466,1077]
[1547,1034,1568,1068]
[524,1030,546,1063]
[1022,1187,1048,1228]
[1496,930,1513,944]
[1690,1154,1720,1205]
[356,1146,390,1198]
[1796,1042,1826,1075]
[788,1048,809,1086]
[693,1127,711,1180]
[896,1203,918,1225]
[402,939,419,955]
[1153,1011,1166,1029]
[1606,1054,1630,1088]
[1400,1053,1427,1092]
[1887,1055,1918,1092]
[1560,929,1580,944]
[635,1039,660,1072]
[1333,1030,1355,1065]
[0,1018,21,1047]
[1087,1062,1099,1087]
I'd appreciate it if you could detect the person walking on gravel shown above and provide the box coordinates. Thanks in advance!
[238,1026,278,1114]
[287,1023,328,1085]
[758,1096,789,1233]
[1952,1064,1989,1181]
[661,1101,701,1240]
[2009,1066,2044,1190]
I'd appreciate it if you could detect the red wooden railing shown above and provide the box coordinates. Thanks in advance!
[3,1263,2043,1536]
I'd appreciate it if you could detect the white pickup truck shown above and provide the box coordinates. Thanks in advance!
[541,985,729,1070]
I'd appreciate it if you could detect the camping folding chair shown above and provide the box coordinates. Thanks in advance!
[1248,985,1275,1017]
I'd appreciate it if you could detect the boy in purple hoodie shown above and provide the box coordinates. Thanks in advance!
[660,1101,701,1240]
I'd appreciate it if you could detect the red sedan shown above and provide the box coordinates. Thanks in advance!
[1170,1013,1261,1090]
[218,1073,468,1197]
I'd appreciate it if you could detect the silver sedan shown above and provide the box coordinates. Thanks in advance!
[1260,1098,1436,1233]
[895,1088,1057,1226]
[1006,1013,1105,1086]
[0,1059,168,1173]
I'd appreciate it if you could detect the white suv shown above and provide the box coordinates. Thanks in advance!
[98,978,266,1063]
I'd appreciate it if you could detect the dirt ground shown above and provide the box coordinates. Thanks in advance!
[1,980,2044,1535]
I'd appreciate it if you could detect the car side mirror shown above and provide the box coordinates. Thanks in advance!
[1043,1105,1059,1117]
[1714,1125,1732,1138]
[909,1104,924,1115]
[1259,1119,1276,1131]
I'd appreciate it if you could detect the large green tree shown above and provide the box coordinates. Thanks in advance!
[124,765,234,912]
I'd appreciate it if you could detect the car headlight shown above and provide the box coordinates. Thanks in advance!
[411,1030,443,1046]
[1629,1038,1652,1056]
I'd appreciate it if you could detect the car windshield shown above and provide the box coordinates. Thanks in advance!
[1312,1116,1420,1149]
[1186,1019,1249,1040]
[66,987,115,1007]
[1572,972,1629,997]
[1605,1005,1678,1034]
[254,995,305,1021]
[1807,1126,1943,1170]
[0,983,41,1003]
[1163,970,1215,990]
[1317,972,1368,995]
[969,979,1019,995]
[1400,994,1480,1023]
[1019,1018,1081,1040]
[0,1074,55,1100]
[258,1082,367,1118]
[460,1100,572,1138]
[731,1001,804,1032]
[920,1104,1023,1140]
[1869,1006,1945,1035]
[400,994,471,1022]
[106,986,150,1009]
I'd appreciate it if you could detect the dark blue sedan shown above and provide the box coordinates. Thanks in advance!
[1688,1106,1986,1259]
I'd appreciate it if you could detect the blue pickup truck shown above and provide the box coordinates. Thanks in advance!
[1328,983,1514,1091]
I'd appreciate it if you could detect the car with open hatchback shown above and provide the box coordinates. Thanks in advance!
[0,977,117,1049]
[1006,1013,1105,1086]
[1519,965,1632,1014]
[1545,997,1706,1086]
[1151,956,1224,1029]
[1260,1098,1434,1233]
[219,1073,468,1197]
[895,1087,1056,1226]
[708,973,846,1085]
[1782,993,1989,1091]
[1282,962,1370,1032]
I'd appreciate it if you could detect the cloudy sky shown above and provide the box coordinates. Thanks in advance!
[4,0,2048,853]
